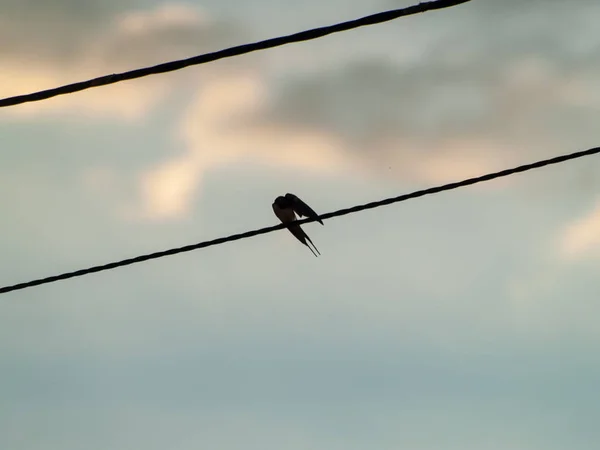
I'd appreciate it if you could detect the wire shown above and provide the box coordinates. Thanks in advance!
[0,0,470,108]
[1,146,598,296]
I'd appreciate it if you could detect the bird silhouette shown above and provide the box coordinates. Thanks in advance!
[272,193,323,256]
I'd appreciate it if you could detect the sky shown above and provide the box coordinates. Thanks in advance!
[1,0,600,448]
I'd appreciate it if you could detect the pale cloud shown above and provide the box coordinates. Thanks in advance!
[116,3,209,34]
[0,65,170,121]
[0,2,241,121]
[559,199,600,260]
[136,63,514,220]
[139,154,203,220]
[5,0,599,224]
[136,72,352,220]
[391,137,510,186]
[135,72,267,219]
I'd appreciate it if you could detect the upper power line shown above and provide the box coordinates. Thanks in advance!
[1,146,598,296]
[0,0,470,108]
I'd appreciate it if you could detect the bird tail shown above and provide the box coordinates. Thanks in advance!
[305,243,319,257]
[304,235,321,256]
[289,225,320,257]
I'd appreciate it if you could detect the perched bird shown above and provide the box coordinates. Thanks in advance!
[272,193,323,256]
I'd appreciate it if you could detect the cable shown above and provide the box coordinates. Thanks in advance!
[0,0,470,108]
[1,146,598,296]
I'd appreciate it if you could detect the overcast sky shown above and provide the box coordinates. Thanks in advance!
[1,0,600,449]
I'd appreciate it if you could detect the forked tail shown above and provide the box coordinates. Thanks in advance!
[305,235,320,257]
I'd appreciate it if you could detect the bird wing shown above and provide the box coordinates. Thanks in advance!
[286,193,323,225]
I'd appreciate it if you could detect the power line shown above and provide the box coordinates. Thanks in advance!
[1,146,598,296]
[0,0,470,108]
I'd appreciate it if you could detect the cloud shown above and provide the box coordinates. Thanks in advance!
[559,199,600,260]
[139,153,203,220]
[136,71,352,219]
[137,51,577,219]
[5,0,600,224]
[0,3,246,121]
[0,64,171,121]
[262,53,600,156]
[255,0,600,171]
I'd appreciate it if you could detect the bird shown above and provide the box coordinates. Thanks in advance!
[272,193,323,256]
